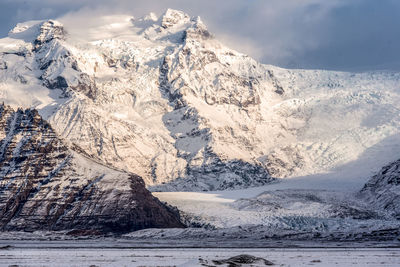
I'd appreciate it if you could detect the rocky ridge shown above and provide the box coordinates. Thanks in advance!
[360,158,400,219]
[0,103,184,232]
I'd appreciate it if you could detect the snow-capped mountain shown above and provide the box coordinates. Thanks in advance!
[0,9,399,191]
[0,103,183,232]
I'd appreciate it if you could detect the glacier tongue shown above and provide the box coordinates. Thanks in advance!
[0,10,399,192]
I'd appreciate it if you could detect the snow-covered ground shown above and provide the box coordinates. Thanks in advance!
[0,246,399,267]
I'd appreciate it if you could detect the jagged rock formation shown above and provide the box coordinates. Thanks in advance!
[360,159,400,219]
[0,9,400,191]
[0,104,184,232]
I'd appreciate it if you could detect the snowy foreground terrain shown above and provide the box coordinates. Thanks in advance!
[0,246,400,267]
[0,237,400,266]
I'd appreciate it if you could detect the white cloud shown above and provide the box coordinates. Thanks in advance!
[51,0,347,63]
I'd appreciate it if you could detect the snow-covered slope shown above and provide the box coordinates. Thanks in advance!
[1,9,400,191]
[0,103,183,232]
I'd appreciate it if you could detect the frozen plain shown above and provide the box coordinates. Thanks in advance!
[0,244,400,267]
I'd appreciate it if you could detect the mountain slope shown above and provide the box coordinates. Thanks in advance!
[0,103,183,232]
[360,159,400,219]
[0,9,399,191]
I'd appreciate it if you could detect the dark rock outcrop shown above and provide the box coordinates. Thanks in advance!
[34,20,66,48]
[360,158,400,219]
[0,104,184,232]
[211,254,274,266]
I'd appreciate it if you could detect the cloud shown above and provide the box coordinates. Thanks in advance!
[53,0,348,64]
[199,0,349,66]
[1,0,400,71]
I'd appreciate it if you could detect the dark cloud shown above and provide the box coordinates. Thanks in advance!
[1,0,399,71]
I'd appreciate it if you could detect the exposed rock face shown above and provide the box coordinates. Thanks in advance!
[34,20,66,48]
[32,21,97,99]
[360,159,400,219]
[211,254,275,266]
[0,104,184,232]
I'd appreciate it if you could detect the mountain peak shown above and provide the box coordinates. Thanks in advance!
[184,16,212,40]
[34,20,66,46]
[161,9,191,29]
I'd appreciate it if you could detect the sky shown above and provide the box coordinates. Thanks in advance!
[1,0,400,71]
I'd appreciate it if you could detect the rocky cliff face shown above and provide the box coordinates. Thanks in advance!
[0,104,183,232]
[360,159,400,219]
[1,9,400,191]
